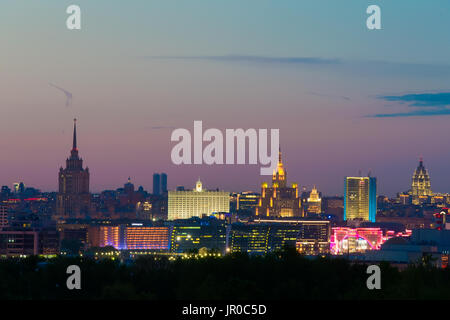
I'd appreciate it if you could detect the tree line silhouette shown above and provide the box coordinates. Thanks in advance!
[0,248,449,300]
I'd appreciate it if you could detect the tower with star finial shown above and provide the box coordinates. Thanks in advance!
[56,119,91,219]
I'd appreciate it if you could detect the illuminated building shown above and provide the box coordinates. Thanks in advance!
[12,182,25,194]
[0,230,38,256]
[89,224,171,251]
[410,158,432,204]
[255,149,302,218]
[56,119,91,219]
[344,176,377,222]
[331,227,382,254]
[330,227,411,255]
[306,186,322,215]
[136,201,153,220]
[0,228,59,257]
[236,192,260,212]
[230,224,269,254]
[294,220,330,255]
[397,193,412,205]
[431,194,447,206]
[124,226,170,250]
[167,179,229,220]
[433,209,449,230]
[90,226,121,249]
[169,217,227,254]
[230,219,330,255]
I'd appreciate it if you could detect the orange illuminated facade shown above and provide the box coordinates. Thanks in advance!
[124,227,170,250]
[89,225,171,250]
[255,149,302,218]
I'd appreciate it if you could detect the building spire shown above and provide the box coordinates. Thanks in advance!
[72,118,77,151]
[278,147,282,164]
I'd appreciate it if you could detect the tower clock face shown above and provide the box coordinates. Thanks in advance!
[1,0,450,304]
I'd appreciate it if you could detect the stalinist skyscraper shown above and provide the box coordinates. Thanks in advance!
[410,158,432,204]
[256,149,302,218]
[56,119,91,219]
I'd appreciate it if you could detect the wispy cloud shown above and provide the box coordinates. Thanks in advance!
[307,91,351,101]
[142,55,450,79]
[368,92,450,118]
[381,93,450,107]
[148,55,340,65]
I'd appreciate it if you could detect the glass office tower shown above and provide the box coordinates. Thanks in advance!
[344,177,376,222]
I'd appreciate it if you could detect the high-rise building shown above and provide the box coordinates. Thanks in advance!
[255,149,302,217]
[124,177,135,195]
[167,179,229,220]
[410,158,432,204]
[344,176,377,223]
[153,173,161,196]
[0,186,11,199]
[306,186,322,215]
[56,119,91,219]
[161,173,168,193]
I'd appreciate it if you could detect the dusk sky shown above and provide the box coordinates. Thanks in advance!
[1,0,450,196]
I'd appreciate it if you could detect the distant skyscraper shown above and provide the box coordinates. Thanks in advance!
[410,158,432,204]
[344,176,377,222]
[153,173,161,196]
[56,119,91,218]
[124,177,135,195]
[161,173,168,193]
[13,182,20,193]
[306,186,322,215]
[256,149,302,217]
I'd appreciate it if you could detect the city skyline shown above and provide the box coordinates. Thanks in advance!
[1,118,440,199]
[2,1,450,196]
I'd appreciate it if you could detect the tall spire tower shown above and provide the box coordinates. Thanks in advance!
[56,119,91,219]
[410,157,432,204]
[272,147,287,187]
[257,146,301,218]
[72,118,77,152]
